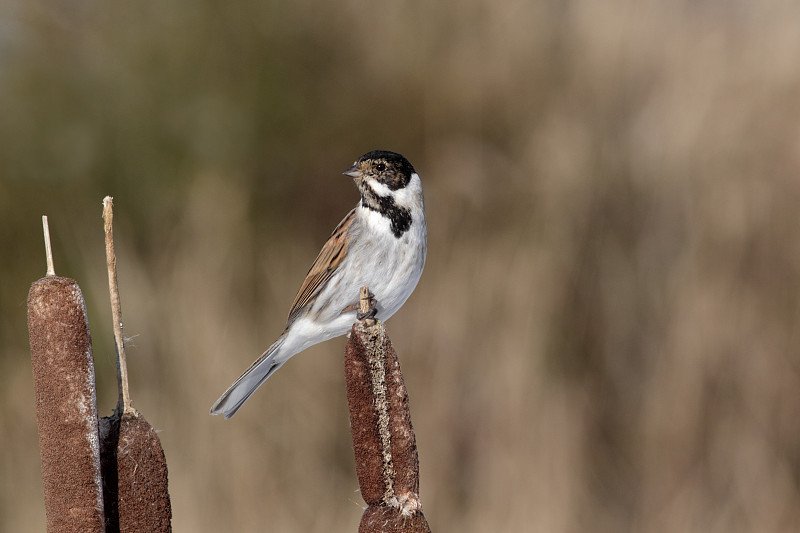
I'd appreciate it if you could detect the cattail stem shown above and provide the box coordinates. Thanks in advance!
[102,196,133,415]
[42,215,55,276]
[345,286,431,533]
[98,196,172,533]
[27,218,105,532]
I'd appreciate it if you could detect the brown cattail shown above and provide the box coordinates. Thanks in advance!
[27,217,105,532]
[98,197,172,533]
[100,412,172,533]
[345,287,431,533]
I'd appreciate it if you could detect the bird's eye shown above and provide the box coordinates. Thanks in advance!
[375,162,386,172]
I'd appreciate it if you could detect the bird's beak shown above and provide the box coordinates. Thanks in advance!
[342,165,362,178]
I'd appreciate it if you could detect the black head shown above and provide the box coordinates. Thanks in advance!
[342,150,416,191]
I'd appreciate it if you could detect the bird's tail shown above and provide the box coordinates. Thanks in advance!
[210,335,289,419]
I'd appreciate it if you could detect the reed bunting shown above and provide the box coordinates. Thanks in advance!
[211,150,427,418]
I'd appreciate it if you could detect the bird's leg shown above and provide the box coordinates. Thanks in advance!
[357,287,378,323]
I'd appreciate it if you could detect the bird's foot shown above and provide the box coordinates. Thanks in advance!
[356,287,378,324]
[357,305,378,321]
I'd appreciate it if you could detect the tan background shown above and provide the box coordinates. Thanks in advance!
[2,1,799,531]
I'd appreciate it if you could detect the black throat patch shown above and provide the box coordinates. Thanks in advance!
[359,187,412,238]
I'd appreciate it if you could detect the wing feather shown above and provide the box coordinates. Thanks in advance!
[286,208,355,323]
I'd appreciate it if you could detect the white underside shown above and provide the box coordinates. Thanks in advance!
[281,185,427,358]
[210,172,426,418]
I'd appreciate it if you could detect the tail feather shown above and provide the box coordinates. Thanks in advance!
[210,335,288,419]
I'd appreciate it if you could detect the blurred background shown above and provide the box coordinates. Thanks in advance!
[2,1,800,531]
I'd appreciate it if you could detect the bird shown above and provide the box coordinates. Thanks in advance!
[210,150,427,419]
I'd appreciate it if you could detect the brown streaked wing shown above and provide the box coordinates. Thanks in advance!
[286,208,355,323]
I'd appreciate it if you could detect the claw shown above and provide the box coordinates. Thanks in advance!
[357,305,378,321]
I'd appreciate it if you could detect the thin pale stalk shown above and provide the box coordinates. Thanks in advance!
[102,196,133,414]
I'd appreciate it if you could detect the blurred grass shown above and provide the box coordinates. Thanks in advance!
[2,0,800,531]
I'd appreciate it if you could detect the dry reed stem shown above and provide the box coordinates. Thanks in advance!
[41,215,55,276]
[345,287,431,533]
[103,196,133,415]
